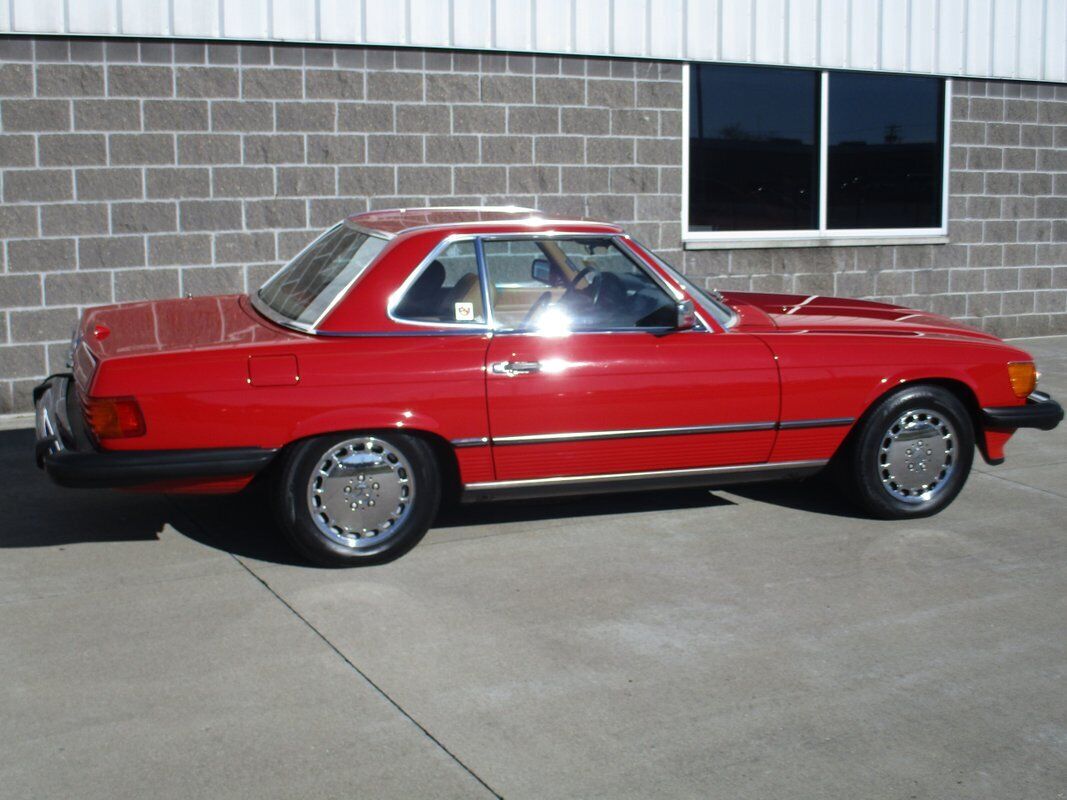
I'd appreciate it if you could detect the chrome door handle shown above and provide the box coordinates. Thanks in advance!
[490,360,541,376]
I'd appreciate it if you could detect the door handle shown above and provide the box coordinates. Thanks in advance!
[490,360,541,376]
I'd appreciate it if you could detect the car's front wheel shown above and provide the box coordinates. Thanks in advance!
[842,384,975,519]
[275,432,440,566]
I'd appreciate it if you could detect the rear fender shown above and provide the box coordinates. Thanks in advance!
[290,407,446,441]
[286,409,495,487]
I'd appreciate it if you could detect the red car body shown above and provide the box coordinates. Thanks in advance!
[34,207,1061,504]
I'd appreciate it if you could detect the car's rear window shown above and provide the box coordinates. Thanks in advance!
[256,224,388,327]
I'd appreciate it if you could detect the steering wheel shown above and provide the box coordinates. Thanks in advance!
[520,291,552,329]
[592,270,624,307]
[563,265,600,300]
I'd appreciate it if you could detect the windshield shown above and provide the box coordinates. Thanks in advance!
[631,242,737,329]
[256,224,388,327]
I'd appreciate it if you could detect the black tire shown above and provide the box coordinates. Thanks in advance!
[274,431,440,567]
[841,384,975,519]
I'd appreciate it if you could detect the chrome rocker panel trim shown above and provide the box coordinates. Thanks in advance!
[460,459,829,503]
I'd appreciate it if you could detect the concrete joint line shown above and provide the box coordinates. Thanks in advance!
[161,494,501,797]
[231,552,504,799]
[975,469,1067,502]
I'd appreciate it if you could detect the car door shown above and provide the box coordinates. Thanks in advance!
[481,235,780,482]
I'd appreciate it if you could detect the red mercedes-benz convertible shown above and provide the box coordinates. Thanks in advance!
[34,207,1062,565]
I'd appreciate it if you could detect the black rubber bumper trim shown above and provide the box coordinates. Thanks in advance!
[42,446,278,489]
[34,374,277,489]
[980,390,1064,432]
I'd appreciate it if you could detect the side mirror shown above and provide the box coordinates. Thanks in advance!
[531,258,552,285]
[676,300,697,330]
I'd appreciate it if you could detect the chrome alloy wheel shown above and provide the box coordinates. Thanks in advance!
[877,408,957,504]
[306,436,416,550]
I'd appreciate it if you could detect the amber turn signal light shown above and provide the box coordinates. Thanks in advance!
[1007,362,1037,398]
[83,396,146,439]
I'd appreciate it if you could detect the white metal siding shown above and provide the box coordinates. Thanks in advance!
[3,0,1064,83]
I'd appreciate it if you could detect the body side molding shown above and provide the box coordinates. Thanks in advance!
[450,417,855,449]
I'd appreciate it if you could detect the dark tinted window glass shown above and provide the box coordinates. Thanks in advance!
[827,73,944,229]
[689,64,819,232]
[393,241,486,324]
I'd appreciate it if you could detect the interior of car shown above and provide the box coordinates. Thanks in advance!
[393,237,677,330]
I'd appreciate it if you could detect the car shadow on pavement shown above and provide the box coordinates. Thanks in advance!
[433,487,737,528]
[1,429,176,549]
[724,475,867,519]
[3,427,866,565]
[0,429,303,564]
[166,488,302,565]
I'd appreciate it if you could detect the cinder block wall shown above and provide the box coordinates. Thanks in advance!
[1,36,1065,413]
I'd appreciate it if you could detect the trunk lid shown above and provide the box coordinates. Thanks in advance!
[78,294,295,359]
[73,294,299,393]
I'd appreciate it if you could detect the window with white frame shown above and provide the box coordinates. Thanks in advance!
[683,63,949,244]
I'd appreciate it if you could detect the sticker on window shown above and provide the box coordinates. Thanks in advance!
[454,302,475,322]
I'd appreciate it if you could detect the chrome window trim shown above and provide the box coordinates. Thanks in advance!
[346,221,397,240]
[395,216,619,237]
[264,227,719,337]
[387,229,677,333]
[387,232,494,331]
[362,205,539,222]
[489,327,704,337]
[312,329,492,338]
[473,235,497,331]
[358,206,543,238]
[253,222,343,334]
[463,458,829,491]
[613,237,716,332]
[624,236,739,331]
[250,220,392,335]
[307,230,390,329]
[478,231,710,334]
[249,292,317,334]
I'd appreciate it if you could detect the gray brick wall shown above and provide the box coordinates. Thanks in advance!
[0,35,1065,413]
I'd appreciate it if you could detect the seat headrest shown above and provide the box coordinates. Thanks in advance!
[408,260,445,298]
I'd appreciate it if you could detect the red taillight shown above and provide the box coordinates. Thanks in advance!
[83,396,146,439]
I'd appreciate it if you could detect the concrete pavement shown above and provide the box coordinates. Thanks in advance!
[2,335,1065,799]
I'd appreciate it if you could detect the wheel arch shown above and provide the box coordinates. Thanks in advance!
[272,426,463,502]
[837,375,995,465]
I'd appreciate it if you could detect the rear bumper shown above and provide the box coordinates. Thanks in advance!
[981,390,1064,432]
[34,375,277,489]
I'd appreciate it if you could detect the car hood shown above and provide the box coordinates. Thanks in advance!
[720,291,1000,342]
[79,294,297,360]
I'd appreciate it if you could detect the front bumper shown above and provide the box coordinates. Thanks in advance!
[981,390,1064,432]
[34,375,277,489]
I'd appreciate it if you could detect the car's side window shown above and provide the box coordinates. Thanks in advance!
[481,237,678,332]
[392,240,486,325]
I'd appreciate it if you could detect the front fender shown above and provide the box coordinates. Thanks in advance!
[853,366,1017,465]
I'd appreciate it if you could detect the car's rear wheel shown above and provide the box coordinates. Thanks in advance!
[275,432,440,566]
[843,384,975,519]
